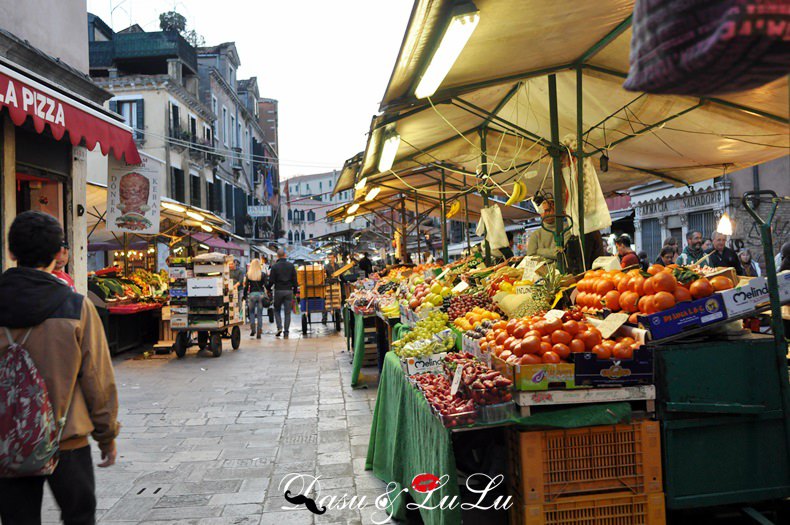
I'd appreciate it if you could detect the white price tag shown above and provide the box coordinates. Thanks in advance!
[452,281,470,294]
[598,312,630,339]
[450,365,463,396]
[544,309,565,322]
[437,269,450,280]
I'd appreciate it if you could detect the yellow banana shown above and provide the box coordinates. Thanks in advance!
[505,180,525,206]
[446,200,461,219]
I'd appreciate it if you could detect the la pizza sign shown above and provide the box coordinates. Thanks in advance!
[0,75,65,126]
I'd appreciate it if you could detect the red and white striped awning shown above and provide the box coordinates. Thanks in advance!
[0,60,140,164]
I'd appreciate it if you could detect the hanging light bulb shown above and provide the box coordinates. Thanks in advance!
[365,186,381,202]
[345,215,355,224]
[355,177,367,191]
[162,202,186,212]
[347,203,360,215]
[201,223,213,232]
[186,210,205,221]
[716,213,733,236]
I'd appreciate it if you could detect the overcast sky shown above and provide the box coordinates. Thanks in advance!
[87,0,413,179]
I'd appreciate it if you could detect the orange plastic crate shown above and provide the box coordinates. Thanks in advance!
[507,421,662,503]
[509,491,666,525]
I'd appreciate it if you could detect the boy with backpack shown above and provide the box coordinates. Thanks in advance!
[0,211,120,525]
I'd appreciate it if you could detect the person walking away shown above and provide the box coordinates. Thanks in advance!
[676,230,710,267]
[268,249,298,338]
[708,232,744,274]
[52,240,76,292]
[322,253,341,325]
[0,211,119,525]
[244,259,268,339]
[739,250,761,277]
[358,252,373,277]
[615,234,640,269]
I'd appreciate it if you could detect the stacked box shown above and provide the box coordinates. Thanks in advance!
[188,258,232,329]
[297,264,325,292]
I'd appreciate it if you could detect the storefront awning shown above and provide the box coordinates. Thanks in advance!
[190,232,246,255]
[0,59,140,163]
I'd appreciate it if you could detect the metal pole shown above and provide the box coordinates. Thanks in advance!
[464,173,471,255]
[400,195,407,262]
[479,128,491,264]
[440,169,449,262]
[414,191,422,264]
[576,67,586,267]
[548,74,566,273]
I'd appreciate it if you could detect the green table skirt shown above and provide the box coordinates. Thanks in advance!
[351,312,371,387]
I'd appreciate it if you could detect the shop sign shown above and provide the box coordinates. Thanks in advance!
[107,153,163,234]
[248,205,272,217]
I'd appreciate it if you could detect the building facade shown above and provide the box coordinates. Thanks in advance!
[0,3,140,292]
[88,15,217,209]
[284,171,364,245]
[632,155,789,269]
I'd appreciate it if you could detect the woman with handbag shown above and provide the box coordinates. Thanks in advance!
[244,259,269,339]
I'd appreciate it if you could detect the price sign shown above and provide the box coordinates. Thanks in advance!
[544,309,566,322]
[452,281,470,294]
[597,312,630,339]
[519,257,545,282]
[450,365,463,396]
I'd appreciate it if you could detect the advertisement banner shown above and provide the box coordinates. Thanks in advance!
[107,152,163,234]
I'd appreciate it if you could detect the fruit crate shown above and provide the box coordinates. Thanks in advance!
[509,490,666,525]
[506,421,663,504]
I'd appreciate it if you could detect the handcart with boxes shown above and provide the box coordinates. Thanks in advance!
[168,254,243,358]
[297,264,343,334]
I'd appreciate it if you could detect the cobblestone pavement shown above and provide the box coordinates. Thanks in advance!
[42,323,391,525]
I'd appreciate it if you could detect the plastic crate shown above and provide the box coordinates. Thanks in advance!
[509,491,666,525]
[507,421,663,504]
[300,298,325,311]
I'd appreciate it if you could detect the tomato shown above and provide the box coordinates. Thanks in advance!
[643,277,655,296]
[525,330,542,340]
[551,330,572,345]
[652,291,676,312]
[494,345,505,356]
[569,338,586,354]
[500,350,513,360]
[628,313,639,324]
[541,351,561,364]
[493,320,508,331]
[578,329,602,351]
[674,287,693,303]
[647,264,664,275]
[592,344,612,360]
[601,339,617,352]
[513,323,529,339]
[613,343,634,359]
[495,332,508,346]
[603,290,621,311]
[619,291,640,313]
[619,336,636,346]
[543,318,563,334]
[511,342,525,357]
[710,275,734,291]
[652,272,677,293]
[519,354,542,365]
[506,319,519,336]
[532,320,547,335]
[504,337,517,351]
[690,278,714,299]
[522,335,542,355]
[561,320,578,336]
[552,343,571,359]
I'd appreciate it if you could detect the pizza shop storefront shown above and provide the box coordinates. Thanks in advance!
[0,59,140,292]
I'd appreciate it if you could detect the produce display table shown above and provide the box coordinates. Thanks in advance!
[99,303,162,355]
[366,352,633,525]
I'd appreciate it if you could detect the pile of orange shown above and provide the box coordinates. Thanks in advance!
[575,265,734,323]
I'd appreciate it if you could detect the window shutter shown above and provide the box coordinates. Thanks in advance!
[135,99,144,140]
[108,99,118,114]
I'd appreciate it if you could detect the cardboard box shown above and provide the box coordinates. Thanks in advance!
[187,277,224,297]
[400,353,447,375]
[571,347,654,387]
[638,294,727,340]
[720,276,770,317]
[168,267,192,279]
[778,271,790,302]
[491,355,577,391]
[193,263,228,276]
[170,315,188,328]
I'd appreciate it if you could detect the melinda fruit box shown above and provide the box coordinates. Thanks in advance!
[638,294,727,340]
[491,355,577,391]
[571,347,653,387]
[720,276,770,317]
[400,353,448,375]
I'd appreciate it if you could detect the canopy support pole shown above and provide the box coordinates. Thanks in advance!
[400,195,408,263]
[414,191,422,264]
[548,74,566,273]
[440,169,448,263]
[576,67,586,263]
[464,173,471,255]
[479,128,491,265]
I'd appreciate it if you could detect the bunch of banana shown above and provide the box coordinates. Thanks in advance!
[505,179,527,206]
[446,200,461,219]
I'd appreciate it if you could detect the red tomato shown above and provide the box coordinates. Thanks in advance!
[562,320,580,336]
[569,338,586,354]
[541,351,561,364]
[551,330,572,346]
[543,318,563,334]
[592,344,612,360]
[519,354,542,365]
[552,343,571,359]
[521,335,541,355]
[578,330,602,351]
[513,323,529,339]
[613,343,634,359]
[539,341,553,355]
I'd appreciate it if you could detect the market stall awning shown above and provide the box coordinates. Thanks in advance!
[0,59,140,163]
[190,233,246,255]
[337,0,788,198]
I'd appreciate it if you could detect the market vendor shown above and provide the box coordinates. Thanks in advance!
[709,232,744,274]
[526,199,568,262]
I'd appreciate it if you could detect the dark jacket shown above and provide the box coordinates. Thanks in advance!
[709,247,744,274]
[0,268,119,452]
[243,278,267,299]
[358,256,373,276]
[268,258,298,293]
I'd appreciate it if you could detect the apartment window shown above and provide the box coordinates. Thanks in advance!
[689,211,715,240]
[189,115,197,141]
[190,174,201,207]
[206,181,214,211]
[230,115,236,147]
[287,209,293,221]
[222,107,228,146]
[171,168,185,203]
[305,184,311,194]
[307,210,315,222]
[211,96,218,117]
[225,182,234,218]
[212,182,223,214]
[111,99,144,140]
[309,234,314,239]
[170,103,180,136]
[237,122,242,150]
[287,230,293,243]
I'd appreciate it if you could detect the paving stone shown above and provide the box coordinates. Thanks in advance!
[168,480,244,495]
[258,511,314,525]
[222,503,263,516]
[101,496,159,521]
[315,463,354,478]
[208,492,267,505]
[154,494,212,507]
[145,505,223,520]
